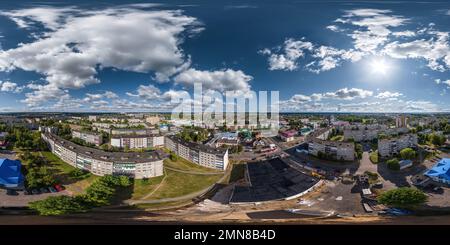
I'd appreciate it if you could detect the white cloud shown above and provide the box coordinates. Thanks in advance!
[375,91,403,99]
[323,87,373,100]
[1,7,77,30]
[0,81,23,93]
[382,31,450,71]
[326,25,340,32]
[258,38,313,71]
[392,30,416,37]
[0,5,202,107]
[173,68,253,91]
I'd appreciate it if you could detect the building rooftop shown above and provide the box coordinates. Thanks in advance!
[45,133,162,163]
[425,158,450,181]
[0,158,24,188]
[167,135,227,155]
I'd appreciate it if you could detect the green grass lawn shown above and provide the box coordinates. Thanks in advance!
[330,135,344,141]
[131,176,165,200]
[143,169,222,200]
[163,157,222,173]
[370,150,379,164]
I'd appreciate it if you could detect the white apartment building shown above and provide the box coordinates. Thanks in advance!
[378,134,418,158]
[165,135,228,170]
[72,130,103,146]
[110,134,164,149]
[42,133,163,179]
[307,128,355,161]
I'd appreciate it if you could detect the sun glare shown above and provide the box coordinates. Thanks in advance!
[370,59,390,75]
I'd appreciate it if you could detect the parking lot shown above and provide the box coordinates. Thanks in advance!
[0,188,69,207]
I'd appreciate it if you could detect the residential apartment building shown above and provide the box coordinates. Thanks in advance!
[42,133,163,179]
[343,124,409,142]
[165,135,228,170]
[72,130,103,146]
[145,116,160,125]
[307,128,355,161]
[110,134,165,149]
[378,134,418,158]
[396,115,408,128]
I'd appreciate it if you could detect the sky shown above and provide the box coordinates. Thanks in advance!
[0,0,449,113]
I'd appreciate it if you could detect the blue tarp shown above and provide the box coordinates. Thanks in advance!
[0,158,24,188]
[425,158,450,184]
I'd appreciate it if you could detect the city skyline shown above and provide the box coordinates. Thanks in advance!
[0,0,449,113]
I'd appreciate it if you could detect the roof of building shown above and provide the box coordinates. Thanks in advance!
[279,130,297,137]
[167,135,227,155]
[111,134,161,139]
[425,158,450,181]
[0,158,24,188]
[45,133,162,163]
[307,127,354,148]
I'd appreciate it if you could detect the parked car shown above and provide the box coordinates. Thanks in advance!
[31,189,41,195]
[40,187,49,193]
[6,189,18,196]
[54,184,64,192]
[48,187,58,193]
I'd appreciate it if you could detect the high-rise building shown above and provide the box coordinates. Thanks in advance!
[396,115,408,128]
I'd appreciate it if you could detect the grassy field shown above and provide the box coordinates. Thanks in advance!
[131,176,165,200]
[370,150,379,164]
[37,151,99,194]
[163,157,222,173]
[143,169,222,200]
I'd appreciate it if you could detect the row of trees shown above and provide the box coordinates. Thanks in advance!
[0,125,47,150]
[29,175,132,215]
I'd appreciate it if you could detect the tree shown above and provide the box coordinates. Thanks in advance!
[429,133,446,146]
[386,158,400,170]
[29,196,86,216]
[170,153,178,161]
[400,148,416,160]
[378,187,428,208]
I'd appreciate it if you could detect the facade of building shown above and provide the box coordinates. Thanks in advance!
[145,116,160,125]
[343,124,409,142]
[72,130,103,146]
[110,134,165,149]
[279,130,297,142]
[307,128,355,161]
[378,134,418,158]
[396,115,408,128]
[42,133,164,179]
[165,135,228,170]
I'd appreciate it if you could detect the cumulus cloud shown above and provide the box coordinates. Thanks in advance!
[0,81,23,93]
[173,68,253,91]
[382,31,450,71]
[323,87,373,100]
[281,89,440,113]
[258,38,313,71]
[375,91,403,99]
[0,5,202,107]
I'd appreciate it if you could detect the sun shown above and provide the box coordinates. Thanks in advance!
[370,59,389,75]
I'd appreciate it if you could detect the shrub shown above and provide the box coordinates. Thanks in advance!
[378,187,428,208]
[29,196,86,216]
[400,148,416,160]
[386,158,400,170]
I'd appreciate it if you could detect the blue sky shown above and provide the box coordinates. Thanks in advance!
[0,0,449,112]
